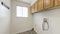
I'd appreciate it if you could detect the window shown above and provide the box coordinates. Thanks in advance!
[16,6,28,17]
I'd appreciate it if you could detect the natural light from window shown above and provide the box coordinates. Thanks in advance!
[16,6,28,17]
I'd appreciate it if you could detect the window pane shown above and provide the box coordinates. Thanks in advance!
[16,6,28,17]
[23,7,28,17]
[16,6,23,17]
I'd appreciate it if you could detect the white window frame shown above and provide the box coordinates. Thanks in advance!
[16,6,28,17]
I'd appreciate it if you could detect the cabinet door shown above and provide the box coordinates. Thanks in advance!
[55,0,60,6]
[30,4,35,13]
[34,1,38,12]
[44,0,53,9]
[37,0,43,11]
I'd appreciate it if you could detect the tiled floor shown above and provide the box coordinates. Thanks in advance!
[19,30,37,34]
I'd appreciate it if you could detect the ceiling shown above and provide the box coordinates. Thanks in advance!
[18,0,36,4]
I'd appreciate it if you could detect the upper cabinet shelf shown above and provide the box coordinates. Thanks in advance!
[30,0,60,13]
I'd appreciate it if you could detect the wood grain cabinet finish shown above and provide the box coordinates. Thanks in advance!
[44,0,54,9]
[55,0,60,6]
[30,4,35,13]
[37,0,43,11]
[34,1,38,12]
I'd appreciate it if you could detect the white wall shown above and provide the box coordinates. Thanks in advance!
[19,0,31,4]
[33,8,60,34]
[0,0,11,34]
[11,0,33,34]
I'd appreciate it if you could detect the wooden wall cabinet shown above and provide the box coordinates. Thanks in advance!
[34,1,38,12]
[30,0,60,13]
[44,0,54,9]
[55,0,60,6]
[30,4,35,13]
[37,0,43,11]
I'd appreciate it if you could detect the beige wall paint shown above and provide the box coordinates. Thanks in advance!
[0,0,11,34]
[33,8,60,34]
[11,0,33,34]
